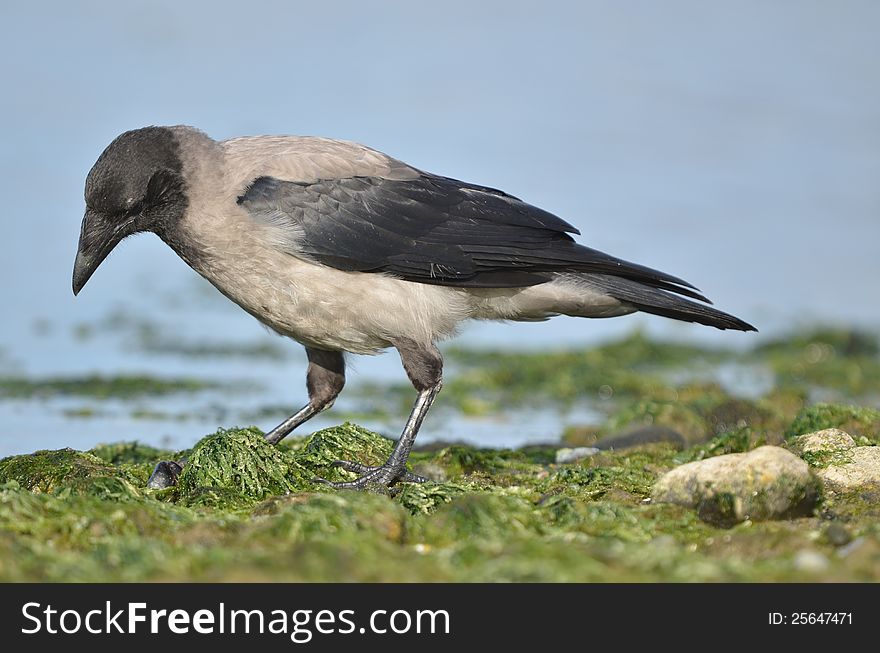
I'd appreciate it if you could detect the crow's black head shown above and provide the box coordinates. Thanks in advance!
[73,126,187,295]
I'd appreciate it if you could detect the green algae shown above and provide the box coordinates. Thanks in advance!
[176,427,308,503]
[90,441,176,465]
[1,420,879,580]
[0,374,220,399]
[800,448,856,470]
[675,428,758,464]
[753,327,880,398]
[290,422,395,484]
[138,334,290,360]
[432,326,880,415]
[785,403,880,442]
[395,481,474,515]
[252,493,408,544]
[755,327,879,358]
[441,339,678,409]
[74,309,290,360]
[436,330,740,414]
[0,449,141,500]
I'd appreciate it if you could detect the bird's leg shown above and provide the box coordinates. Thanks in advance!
[264,348,346,444]
[146,347,345,489]
[319,341,442,489]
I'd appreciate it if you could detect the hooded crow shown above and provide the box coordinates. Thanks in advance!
[73,126,756,490]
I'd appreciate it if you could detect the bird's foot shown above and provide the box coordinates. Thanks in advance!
[146,460,184,489]
[316,459,427,489]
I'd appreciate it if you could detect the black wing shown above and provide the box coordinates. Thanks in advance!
[238,173,708,298]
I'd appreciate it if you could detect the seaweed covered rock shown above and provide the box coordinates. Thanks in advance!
[177,427,307,502]
[653,446,819,526]
[166,424,410,504]
[90,441,179,486]
[0,448,140,500]
[89,441,175,465]
[786,404,880,443]
[292,422,395,483]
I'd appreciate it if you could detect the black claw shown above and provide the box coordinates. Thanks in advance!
[147,460,183,489]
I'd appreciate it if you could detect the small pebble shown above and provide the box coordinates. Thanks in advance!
[555,447,600,464]
[824,523,852,547]
[793,549,830,573]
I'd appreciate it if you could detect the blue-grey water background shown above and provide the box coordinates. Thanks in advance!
[1,1,878,456]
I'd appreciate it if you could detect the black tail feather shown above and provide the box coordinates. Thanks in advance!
[582,274,757,332]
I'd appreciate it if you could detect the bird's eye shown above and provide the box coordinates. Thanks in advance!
[126,198,144,217]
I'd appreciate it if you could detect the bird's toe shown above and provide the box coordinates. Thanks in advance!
[331,459,376,474]
[318,461,428,490]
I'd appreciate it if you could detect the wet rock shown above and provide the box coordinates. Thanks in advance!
[815,447,880,494]
[824,523,852,547]
[788,428,856,455]
[594,426,686,451]
[653,446,819,525]
[706,399,774,437]
[555,447,600,464]
[606,400,708,446]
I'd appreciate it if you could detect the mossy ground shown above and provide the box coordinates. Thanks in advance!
[0,420,878,581]
[1,326,878,581]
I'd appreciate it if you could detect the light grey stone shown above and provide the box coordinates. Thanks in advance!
[815,446,880,493]
[793,549,830,573]
[653,446,819,525]
[789,428,856,455]
[555,447,600,464]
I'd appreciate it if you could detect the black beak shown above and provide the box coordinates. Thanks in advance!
[72,209,124,296]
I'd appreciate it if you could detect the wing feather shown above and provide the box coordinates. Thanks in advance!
[238,173,705,295]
